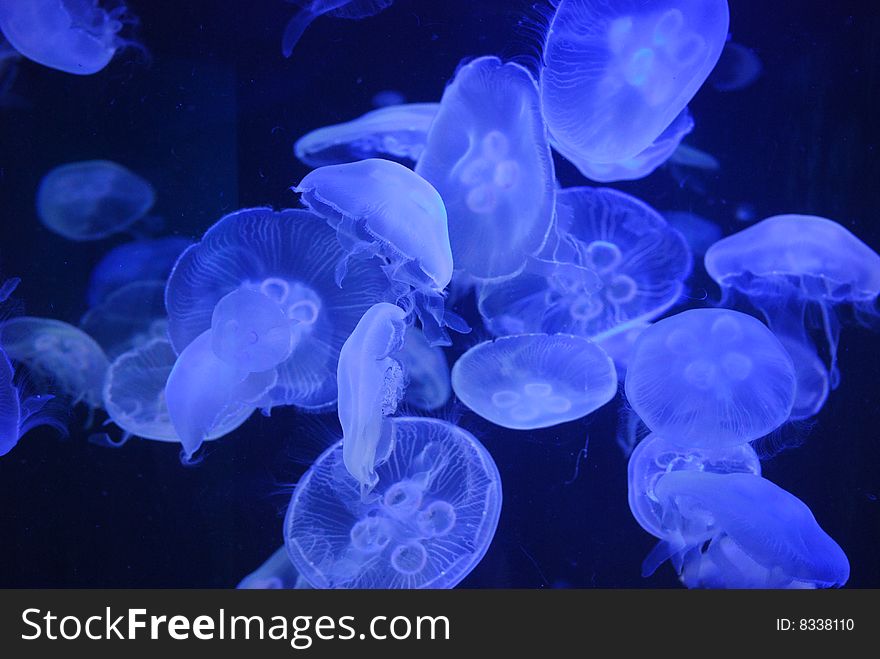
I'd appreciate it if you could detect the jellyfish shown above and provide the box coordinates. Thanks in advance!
[705,215,880,418]
[238,547,309,589]
[337,302,408,497]
[86,237,191,307]
[103,338,253,444]
[397,327,451,411]
[451,333,617,430]
[294,158,459,344]
[709,41,762,92]
[37,160,156,242]
[294,103,439,168]
[662,210,722,257]
[627,432,761,540]
[282,0,394,58]
[624,308,797,447]
[80,280,168,359]
[165,207,394,412]
[0,0,137,75]
[572,107,694,183]
[415,56,556,281]
[478,187,692,341]
[668,142,721,171]
[643,471,850,589]
[371,89,405,108]
[0,37,25,108]
[540,0,729,164]
[596,321,650,378]
[284,416,502,589]
[0,317,109,409]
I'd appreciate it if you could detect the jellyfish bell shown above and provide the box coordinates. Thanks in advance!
[80,279,168,359]
[282,0,394,58]
[397,326,450,411]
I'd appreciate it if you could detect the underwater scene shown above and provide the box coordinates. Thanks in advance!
[0,0,878,589]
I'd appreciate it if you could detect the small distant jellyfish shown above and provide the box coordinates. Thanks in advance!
[541,0,729,165]
[294,158,460,344]
[451,333,617,430]
[165,207,393,412]
[37,160,156,242]
[86,237,191,307]
[478,187,692,341]
[625,308,797,447]
[0,0,137,75]
[668,142,721,171]
[371,89,405,108]
[709,41,762,92]
[662,210,722,257]
[284,417,502,589]
[397,327,451,411]
[643,471,850,589]
[282,0,394,58]
[627,432,761,540]
[0,317,110,409]
[416,56,556,281]
[705,215,880,418]
[337,302,408,498]
[294,103,439,168]
[80,280,168,359]
[238,547,310,589]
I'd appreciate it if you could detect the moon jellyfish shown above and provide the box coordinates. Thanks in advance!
[540,0,729,164]
[284,417,502,589]
[371,89,405,108]
[627,432,761,540]
[415,56,556,281]
[625,308,796,447]
[452,333,617,430]
[337,302,408,497]
[37,160,156,242]
[398,327,450,411]
[478,187,692,340]
[282,0,393,58]
[705,215,880,417]
[103,338,253,444]
[644,471,850,589]
[294,103,438,168]
[573,108,694,183]
[165,207,392,411]
[597,321,650,378]
[669,143,720,171]
[662,211,722,257]
[1,346,65,456]
[709,41,762,92]
[294,158,458,344]
[0,317,109,409]
[86,237,191,307]
[0,0,136,75]
[80,280,168,359]
[238,547,309,589]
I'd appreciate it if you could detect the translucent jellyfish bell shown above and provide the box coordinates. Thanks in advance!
[0,0,136,75]
[541,0,729,163]
[238,547,309,590]
[709,41,762,92]
[284,417,502,589]
[80,280,168,359]
[662,210,722,257]
[282,0,393,57]
[452,333,617,430]
[294,103,439,167]
[648,471,850,589]
[397,327,451,411]
[165,207,393,411]
[37,160,155,241]
[415,56,556,281]
[337,303,408,497]
[625,309,797,447]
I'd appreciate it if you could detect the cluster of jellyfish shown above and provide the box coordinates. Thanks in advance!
[0,0,871,589]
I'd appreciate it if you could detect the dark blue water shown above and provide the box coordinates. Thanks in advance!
[0,0,878,588]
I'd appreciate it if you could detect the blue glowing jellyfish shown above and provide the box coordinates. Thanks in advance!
[415,56,556,281]
[337,302,408,497]
[282,0,393,57]
[37,160,155,242]
[541,0,729,164]
[238,547,309,589]
[705,215,880,419]
[625,308,796,447]
[0,0,136,75]
[479,187,692,340]
[643,471,850,589]
[709,41,762,92]
[662,210,722,257]
[398,327,450,412]
[284,416,502,589]
[294,103,439,168]
[597,321,650,378]
[668,142,720,171]
[0,317,109,409]
[165,207,393,412]
[86,237,191,307]
[627,432,761,540]
[294,158,459,344]
[452,333,617,430]
[80,280,168,359]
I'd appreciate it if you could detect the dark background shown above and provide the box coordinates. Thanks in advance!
[0,0,877,588]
